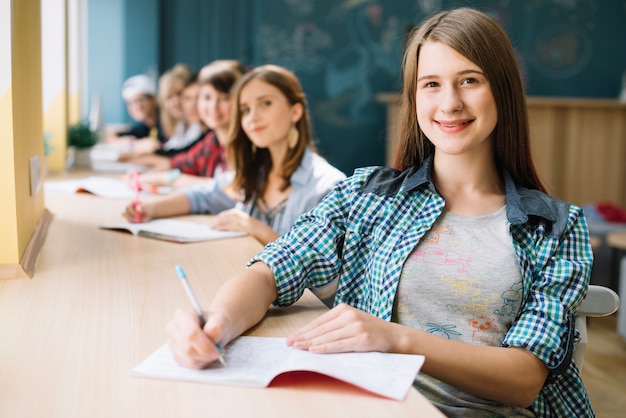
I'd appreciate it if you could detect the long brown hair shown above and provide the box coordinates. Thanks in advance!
[229,65,316,203]
[393,7,546,192]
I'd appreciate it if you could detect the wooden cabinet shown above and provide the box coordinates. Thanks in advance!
[377,93,626,207]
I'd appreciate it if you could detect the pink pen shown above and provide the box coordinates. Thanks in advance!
[132,171,142,222]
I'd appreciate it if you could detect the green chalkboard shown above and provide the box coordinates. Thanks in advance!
[157,0,626,173]
[248,0,626,173]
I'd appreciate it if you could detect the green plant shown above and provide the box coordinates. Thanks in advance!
[67,121,98,149]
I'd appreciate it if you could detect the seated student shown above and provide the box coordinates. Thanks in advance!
[156,70,204,156]
[120,60,245,189]
[123,64,346,248]
[105,74,164,154]
[165,8,594,417]
[119,64,196,159]
[156,64,192,151]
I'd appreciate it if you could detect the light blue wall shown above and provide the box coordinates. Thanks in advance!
[124,0,159,82]
[88,0,125,124]
[87,0,159,125]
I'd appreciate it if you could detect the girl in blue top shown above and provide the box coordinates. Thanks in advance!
[165,8,593,417]
[124,65,345,247]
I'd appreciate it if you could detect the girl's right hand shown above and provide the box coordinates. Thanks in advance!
[123,201,154,222]
[165,307,228,369]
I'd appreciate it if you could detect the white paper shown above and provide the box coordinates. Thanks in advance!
[100,219,246,243]
[131,336,424,401]
[45,176,135,199]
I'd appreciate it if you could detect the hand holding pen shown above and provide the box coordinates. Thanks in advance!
[131,171,142,222]
[174,265,227,366]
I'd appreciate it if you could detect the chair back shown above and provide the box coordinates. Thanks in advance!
[573,285,620,369]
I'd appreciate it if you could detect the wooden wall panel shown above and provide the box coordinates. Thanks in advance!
[378,94,626,207]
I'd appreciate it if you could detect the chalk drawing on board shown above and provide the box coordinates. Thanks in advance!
[258,23,332,73]
[416,0,443,15]
[325,46,371,123]
[529,23,592,79]
[283,0,315,17]
[319,4,402,126]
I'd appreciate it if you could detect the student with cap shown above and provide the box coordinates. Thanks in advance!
[105,74,164,155]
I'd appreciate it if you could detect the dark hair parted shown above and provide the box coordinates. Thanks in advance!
[198,60,245,94]
[229,65,316,203]
[393,7,546,192]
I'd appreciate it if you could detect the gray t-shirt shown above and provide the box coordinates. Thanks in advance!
[392,206,535,417]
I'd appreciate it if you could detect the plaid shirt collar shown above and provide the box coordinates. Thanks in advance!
[403,153,558,227]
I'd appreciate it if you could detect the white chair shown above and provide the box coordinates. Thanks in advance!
[573,284,621,370]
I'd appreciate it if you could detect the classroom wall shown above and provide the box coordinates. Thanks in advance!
[86,0,626,175]
[0,0,45,277]
[42,0,69,171]
[68,0,83,125]
[87,0,159,126]
[87,0,125,124]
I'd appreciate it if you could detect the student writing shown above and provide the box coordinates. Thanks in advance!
[105,74,164,155]
[124,65,345,251]
[165,8,594,417]
[122,60,245,189]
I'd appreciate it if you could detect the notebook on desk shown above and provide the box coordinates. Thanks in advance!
[45,176,171,199]
[45,176,136,199]
[131,336,425,401]
[100,219,246,243]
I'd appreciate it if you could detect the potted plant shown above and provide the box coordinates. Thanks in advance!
[67,121,98,168]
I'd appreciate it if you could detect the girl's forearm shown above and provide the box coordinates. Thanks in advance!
[208,262,278,344]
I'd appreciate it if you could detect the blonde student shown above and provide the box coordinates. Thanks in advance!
[124,65,345,248]
[165,8,594,417]
[157,70,204,155]
[121,60,244,189]
[158,63,190,143]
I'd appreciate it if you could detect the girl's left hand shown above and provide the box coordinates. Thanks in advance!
[211,208,253,234]
[286,303,396,354]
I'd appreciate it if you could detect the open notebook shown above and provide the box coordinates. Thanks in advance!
[131,336,424,401]
[45,176,171,199]
[45,176,137,199]
[100,219,246,243]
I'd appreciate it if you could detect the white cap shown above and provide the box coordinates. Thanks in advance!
[121,74,156,100]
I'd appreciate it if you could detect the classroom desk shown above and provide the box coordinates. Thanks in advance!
[0,187,444,418]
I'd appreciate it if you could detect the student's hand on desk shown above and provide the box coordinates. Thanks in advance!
[286,303,396,354]
[122,200,155,222]
[165,307,227,369]
[211,208,255,234]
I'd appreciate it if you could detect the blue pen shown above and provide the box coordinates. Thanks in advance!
[174,264,227,366]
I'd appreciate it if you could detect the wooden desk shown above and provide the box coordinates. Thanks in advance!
[0,189,444,417]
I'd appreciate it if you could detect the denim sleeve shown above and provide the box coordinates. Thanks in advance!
[180,171,237,214]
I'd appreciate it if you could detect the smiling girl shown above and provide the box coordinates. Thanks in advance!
[125,65,345,253]
[165,8,594,417]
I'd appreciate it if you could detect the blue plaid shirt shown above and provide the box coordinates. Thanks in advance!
[251,156,594,417]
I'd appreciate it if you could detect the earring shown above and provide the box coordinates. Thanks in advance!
[288,126,299,149]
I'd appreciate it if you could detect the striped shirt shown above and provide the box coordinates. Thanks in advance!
[251,155,594,417]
